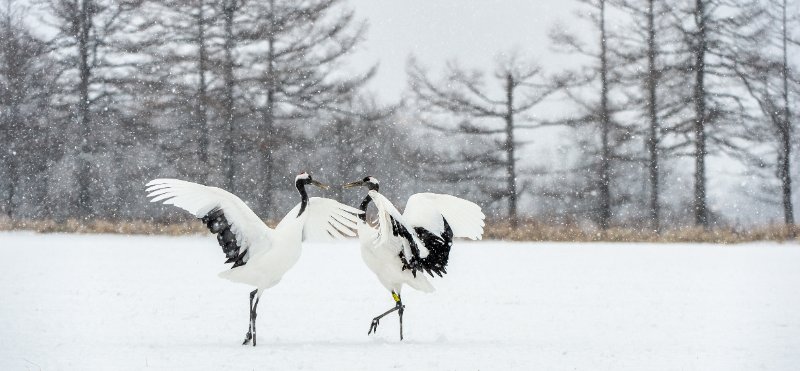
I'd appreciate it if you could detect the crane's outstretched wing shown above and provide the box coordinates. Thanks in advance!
[278,197,362,241]
[403,193,485,240]
[369,191,485,277]
[145,179,273,268]
[400,193,485,276]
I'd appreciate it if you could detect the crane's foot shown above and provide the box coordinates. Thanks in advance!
[243,314,258,346]
[368,317,381,335]
[368,291,404,338]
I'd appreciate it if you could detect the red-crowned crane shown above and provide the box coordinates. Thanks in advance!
[343,176,485,340]
[146,172,361,346]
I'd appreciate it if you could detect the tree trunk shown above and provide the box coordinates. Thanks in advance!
[645,0,660,232]
[598,0,612,230]
[5,154,16,219]
[77,0,93,219]
[780,0,794,234]
[780,130,793,227]
[196,1,209,177]
[260,0,276,217]
[222,0,236,192]
[692,0,709,228]
[2,14,19,219]
[4,105,18,219]
[261,68,275,217]
[5,97,17,219]
[331,116,347,203]
[504,73,518,229]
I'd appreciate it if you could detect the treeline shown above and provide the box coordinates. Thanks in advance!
[0,0,797,233]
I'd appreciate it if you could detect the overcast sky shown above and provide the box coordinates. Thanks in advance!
[347,0,579,101]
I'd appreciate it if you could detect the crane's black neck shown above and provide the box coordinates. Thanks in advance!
[296,182,308,217]
[358,194,372,222]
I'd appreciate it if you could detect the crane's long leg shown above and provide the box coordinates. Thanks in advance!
[368,291,405,340]
[399,299,405,341]
[242,289,258,346]
[251,294,260,346]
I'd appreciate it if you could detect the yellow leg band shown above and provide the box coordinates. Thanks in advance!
[392,292,400,302]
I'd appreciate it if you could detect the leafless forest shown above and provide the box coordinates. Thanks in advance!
[0,0,798,235]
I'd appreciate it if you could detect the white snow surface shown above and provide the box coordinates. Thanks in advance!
[1,232,798,370]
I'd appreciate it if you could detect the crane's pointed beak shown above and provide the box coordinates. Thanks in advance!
[342,180,364,189]
[311,180,329,190]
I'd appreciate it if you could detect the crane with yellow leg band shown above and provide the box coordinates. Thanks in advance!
[344,176,485,340]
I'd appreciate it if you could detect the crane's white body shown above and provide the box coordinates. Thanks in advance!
[219,200,320,289]
[357,190,485,294]
[358,221,434,294]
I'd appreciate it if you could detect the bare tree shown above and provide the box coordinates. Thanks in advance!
[641,0,662,232]
[138,0,221,181]
[39,0,143,218]
[734,0,798,232]
[669,0,765,228]
[0,0,60,219]
[549,0,638,230]
[218,0,241,192]
[612,0,689,232]
[408,53,558,228]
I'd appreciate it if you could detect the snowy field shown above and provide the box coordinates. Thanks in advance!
[1,232,798,371]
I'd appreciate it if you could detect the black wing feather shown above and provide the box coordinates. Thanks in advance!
[201,208,247,268]
[391,215,454,278]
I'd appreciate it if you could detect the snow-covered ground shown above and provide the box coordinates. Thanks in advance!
[0,232,798,370]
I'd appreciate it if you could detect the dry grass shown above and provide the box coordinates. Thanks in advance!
[485,220,799,244]
[0,217,797,243]
[0,218,208,235]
